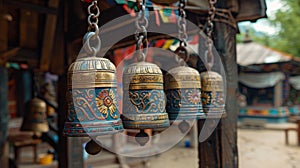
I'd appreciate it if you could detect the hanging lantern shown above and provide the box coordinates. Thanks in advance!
[21,97,49,133]
[200,71,225,116]
[64,57,124,137]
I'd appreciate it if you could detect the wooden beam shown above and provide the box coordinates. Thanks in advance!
[0,47,21,66]
[40,0,60,71]
[0,13,8,52]
[4,0,58,15]
[20,0,39,49]
[49,3,65,75]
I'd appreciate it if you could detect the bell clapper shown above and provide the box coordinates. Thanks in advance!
[178,120,190,134]
[135,129,150,146]
[85,139,102,155]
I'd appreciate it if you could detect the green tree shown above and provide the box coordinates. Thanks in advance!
[270,0,300,57]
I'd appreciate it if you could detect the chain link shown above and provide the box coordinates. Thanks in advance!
[135,0,148,62]
[178,0,188,47]
[87,0,100,35]
[82,0,101,56]
[174,0,189,66]
[205,0,217,70]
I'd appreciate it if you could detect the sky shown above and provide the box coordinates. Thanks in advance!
[238,0,285,35]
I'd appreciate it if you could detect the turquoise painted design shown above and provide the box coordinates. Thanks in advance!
[166,88,205,121]
[201,91,225,114]
[64,88,123,137]
[289,106,300,115]
[124,90,166,114]
[122,89,170,129]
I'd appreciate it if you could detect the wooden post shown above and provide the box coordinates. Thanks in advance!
[40,0,60,71]
[274,81,283,107]
[198,2,239,167]
[57,75,69,168]
[297,119,300,146]
[0,67,9,168]
[15,70,33,117]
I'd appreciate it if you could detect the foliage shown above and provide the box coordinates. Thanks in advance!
[236,27,271,46]
[237,0,300,57]
[269,0,300,57]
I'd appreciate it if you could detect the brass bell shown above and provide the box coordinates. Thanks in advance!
[122,56,170,145]
[164,47,204,133]
[122,61,170,129]
[165,65,205,121]
[64,57,124,137]
[21,97,49,133]
[200,71,225,116]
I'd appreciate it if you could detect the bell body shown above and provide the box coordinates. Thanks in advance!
[21,97,49,132]
[64,57,123,137]
[122,61,170,129]
[200,71,225,115]
[165,66,204,121]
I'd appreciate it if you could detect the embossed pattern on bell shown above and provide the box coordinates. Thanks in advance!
[122,61,170,129]
[68,57,117,89]
[200,71,225,114]
[165,66,205,121]
[64,57,123,137]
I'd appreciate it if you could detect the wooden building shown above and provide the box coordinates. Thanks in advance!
[237,41,300,123]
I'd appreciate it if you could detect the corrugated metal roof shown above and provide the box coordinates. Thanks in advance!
[237,42,292,66]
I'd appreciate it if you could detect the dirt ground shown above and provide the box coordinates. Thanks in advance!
[147,128,300,168]
[16,128,300,168]
[238,129,300,168]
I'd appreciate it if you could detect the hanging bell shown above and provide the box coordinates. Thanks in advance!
[122,54,170,145]
[165,65,205,121]
[64,57,124,137]
[200,71,225,116]
[122,60,170,129]
[21,97,49,133]
[164,47,204,133]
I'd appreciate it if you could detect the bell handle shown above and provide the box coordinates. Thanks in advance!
[204,50,214,71]
[174,46,190,66]
[82,30,101,57]
[136,34,148,62]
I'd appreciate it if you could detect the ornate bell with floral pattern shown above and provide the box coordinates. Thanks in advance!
[122,54,170,145]
[122,60,170,130]
[164,62,205,121]
[164,47,204,133]
[64,57,124,137]
[200,71,225,116]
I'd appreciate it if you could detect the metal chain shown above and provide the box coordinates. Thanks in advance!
[178,0,188,47]
[135,0,148,62]
[82,0,101,56]
[205,0,217,70]
[174,0,189,66]
[87,0,100,35]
